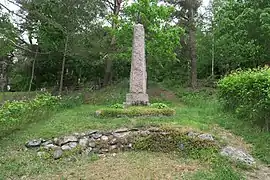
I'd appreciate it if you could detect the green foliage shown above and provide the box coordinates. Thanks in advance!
[150,103,168,109]
[218,66,270,130]
[213,0,270,74]
[97,106,175,118]
[110,103,124,109]
[0,93,60,137]
[113,0,184,82]
[0,12,17,56]
[59,93,84,109]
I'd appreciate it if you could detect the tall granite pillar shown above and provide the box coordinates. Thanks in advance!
[125,24,149,106]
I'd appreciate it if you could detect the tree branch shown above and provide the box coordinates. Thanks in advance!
[104,0,114,11]
[0,1,65,32]
[6,39,51,55]
[0,2,27,21]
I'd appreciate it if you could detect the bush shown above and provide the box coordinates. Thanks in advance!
[0,93,60,137]
[96,106,175,118]
[150,103,168,109]
[217,66,270,130]
[110,103,124,109]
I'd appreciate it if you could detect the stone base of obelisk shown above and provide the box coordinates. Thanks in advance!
[124,93,149,107]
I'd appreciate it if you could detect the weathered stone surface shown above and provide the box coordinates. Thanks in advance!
[109,145,118,151]
[53,138,59,145]
[130,128,139,131]
[95,110,102,116]
[101,148,109,153]
[198,134,214,141]
[85,130,98,136]
[89,141,96,148]
[44,144,59,150]
[61,142,77,151]
[53,149,63,160]
[148,127,161,132]
[139,130,150,136]
[73,133,80,137]
[221,146,255,165]
[114,128,129,133]
[84,147,93,155]
[26,127,259,165]
[109,138,118,145]
[41,140,53,146]
[61,144,71,151]
[69,142,78,149]
[125,24,149,106]
[126,93,149,106]
[101,136,109,141]
[92,133,102,139]
[187,132,199,138]
[79,137,89,147]
[25,139,42,148]
[127,143,132,148]
[113,132,130,139]
[55,136,78,146]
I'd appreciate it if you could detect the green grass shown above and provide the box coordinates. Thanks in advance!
[179,90,270,164]
[0,83,269,179]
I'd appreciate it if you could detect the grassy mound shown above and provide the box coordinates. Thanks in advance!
[133,128,219,161]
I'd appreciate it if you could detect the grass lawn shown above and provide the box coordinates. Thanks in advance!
[0,84,269,180]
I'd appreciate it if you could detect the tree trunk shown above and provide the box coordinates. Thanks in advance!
[211,3,215,77]
[28,47,38,92]
[59,35,69,95]
[211,32,215,77]
[189,8,197,89]
[103,0,122,87]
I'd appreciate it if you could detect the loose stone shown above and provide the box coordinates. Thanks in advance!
[221,146,255,165]
[114,128,129,133]
[89,141,96,148]
[53,149,63,160]
[187,131,199,138]
[109,138,118,145]
[61,144,71,151]
[148,127,161,132]
[101,136,109,141]
[44,144,59,150]
[92,133,102,139]
[25,139,42,148]
[198,133,214,141]
[79,137,89,147]
[69,142,78,149]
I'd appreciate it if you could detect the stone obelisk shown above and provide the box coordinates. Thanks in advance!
[125,24,149,106]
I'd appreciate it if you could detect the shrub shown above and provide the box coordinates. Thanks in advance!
[110,103,124,109]
[96,106,175,118]
[0,93,60,137]
[217,66,270,131]
[150,103,168,109]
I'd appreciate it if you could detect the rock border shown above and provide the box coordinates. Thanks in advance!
[25,127,255,165]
